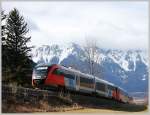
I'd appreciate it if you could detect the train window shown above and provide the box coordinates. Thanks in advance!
[80,77,93,84]
[80,77,94,88]
[52,69,64,75]
[34,66,48,77]
[108,85,115,91]
[96,82,106,92]
[52,69,75,80]
[57,69,75,80]
[64,73,75,80]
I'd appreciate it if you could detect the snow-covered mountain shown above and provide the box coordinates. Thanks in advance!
[31,43,149,93]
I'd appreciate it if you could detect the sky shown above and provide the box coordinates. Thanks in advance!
[2,1,149,50]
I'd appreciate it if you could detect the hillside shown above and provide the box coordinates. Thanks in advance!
[2,85,147,113]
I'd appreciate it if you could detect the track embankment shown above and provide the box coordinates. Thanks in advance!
[2,85,148,113]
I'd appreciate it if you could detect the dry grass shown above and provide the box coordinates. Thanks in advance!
[2,98,83,113]
[2,98,147,113]
[2,85,148,113]
[66,108,149,113]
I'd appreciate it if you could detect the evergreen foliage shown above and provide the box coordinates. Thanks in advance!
[1,11,6,42]
[2,8,35,86]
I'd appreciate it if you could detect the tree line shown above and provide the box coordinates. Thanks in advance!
[2,8,35,87]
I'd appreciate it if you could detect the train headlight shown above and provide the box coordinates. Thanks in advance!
[43,76,46,78]
[35,75,46,79]
[36,75,41,79]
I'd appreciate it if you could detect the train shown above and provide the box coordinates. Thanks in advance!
[32,64,133,103]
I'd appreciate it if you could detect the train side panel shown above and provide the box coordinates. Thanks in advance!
[79,75,95,94]
[95,80,108,97]
[107,85,115,99]
[64,72,76,90]
[44,65,65,87]
[75,75,80,91]
[45,74,65,87]
[117,88,130,103]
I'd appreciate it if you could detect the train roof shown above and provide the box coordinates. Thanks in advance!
[35,64,52,68]
[95,77,116,86]
[60,65,95,79]
[117,86,128,93]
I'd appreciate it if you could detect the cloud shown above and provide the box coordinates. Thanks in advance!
[2,1,148,50]
[26,18,39,31]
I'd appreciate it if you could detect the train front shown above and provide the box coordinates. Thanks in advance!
[32,66,48,88]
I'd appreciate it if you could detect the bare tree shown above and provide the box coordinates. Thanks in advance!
[83,39,101,75]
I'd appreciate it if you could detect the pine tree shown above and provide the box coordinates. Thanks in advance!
[3,8,34,85]
[1,11,9,82]
[1,11,7,42]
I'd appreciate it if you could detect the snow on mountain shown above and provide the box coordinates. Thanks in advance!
[58,45,74,64]
[32,44,148,71]
[32,43,77,64]
[31,43,148,93]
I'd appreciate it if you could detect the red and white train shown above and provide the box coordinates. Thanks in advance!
[32,64,133,103]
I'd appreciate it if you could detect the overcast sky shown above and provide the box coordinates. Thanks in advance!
[2,1,148,50]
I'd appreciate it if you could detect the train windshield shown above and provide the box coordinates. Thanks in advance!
[53,69,64,75]
[34,66,48,79]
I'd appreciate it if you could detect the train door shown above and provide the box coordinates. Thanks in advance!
[64,72,76,90]
[75,75,80,91]
[104,84,110,97]
[116,88,120,101]
[112,87,117,100]
[107,85,112,98]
